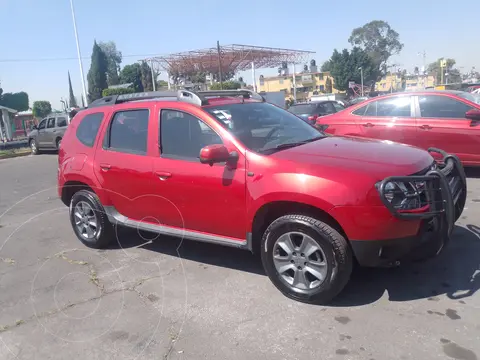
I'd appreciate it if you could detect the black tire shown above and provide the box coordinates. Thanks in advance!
[55,137,62,151]
[261,214,352,305]
[454,187,467,223]
[29,139,39,155]
[69,189,114,249]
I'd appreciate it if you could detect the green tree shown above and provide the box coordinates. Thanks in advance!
[321,60,332,72]
[32,101,52,118]
[140,61,154,91]
[120,63,143,92]
[0,91,29,111]
[427,58,462,84]
[325,77,333,93]
[157,80,169,88]
[98,41,122,86]
[102,87,135,96]
[348,20,403,76]
[87,41,109,102]
[209,81,242,90]
[328,47,379,91]
[68,72,78,108]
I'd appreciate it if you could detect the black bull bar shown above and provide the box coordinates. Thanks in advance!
[377,148,467,239]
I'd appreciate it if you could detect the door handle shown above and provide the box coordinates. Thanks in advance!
[419,125,432,130]
[52,130,56,133]
[100,163,111,171]
[362,123,374,127]
[155,171,172,180]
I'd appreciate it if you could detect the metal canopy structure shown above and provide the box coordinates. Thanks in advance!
[143,44,315,76]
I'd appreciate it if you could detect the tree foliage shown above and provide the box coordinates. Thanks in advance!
[321,60,332,72]
[87,41,109,103]
[102,87,135,97]
[0,91,29,111]
[68,72,78,108]
[209,81,242,90]
[140,61,154,91]
[325,77,333,93]
[327,47,379,91]
[32,101,52,118]
[348,20,403,75]
[120,63,143,92]
[98,41,122,86]
[427,58,462,84]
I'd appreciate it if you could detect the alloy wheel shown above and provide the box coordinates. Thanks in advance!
[73,201,98,240]
[272,231,329,290]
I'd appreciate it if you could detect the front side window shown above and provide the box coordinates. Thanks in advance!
[38,119,46,130]
[76,112,104,147]
[204,102,322,154]
[160,110,222,160]
[418,96,474,119]
[106,109,149,155]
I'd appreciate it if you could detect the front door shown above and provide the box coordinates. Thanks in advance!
[357,95,418,145]
[36,119,48,145]
[93,107,154,221]
[414,94,480,165]
[151,108,247,240]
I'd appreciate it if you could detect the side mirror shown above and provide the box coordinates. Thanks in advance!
[199,144,232,166]
[466,109,480,125]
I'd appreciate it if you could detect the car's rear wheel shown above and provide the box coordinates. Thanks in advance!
[56,137,62,151]
[261,214,352,305]
[69,190,114,249]
[29,139,39,155]
[454,186,467,223]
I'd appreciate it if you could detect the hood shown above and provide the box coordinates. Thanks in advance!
[271,136,434,179]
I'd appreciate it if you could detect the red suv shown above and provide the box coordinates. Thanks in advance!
[58,89,467,304]
[316,90,480,166]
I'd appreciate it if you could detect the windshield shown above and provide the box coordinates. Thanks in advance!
[204,102,324,153]
[457,92,480,105]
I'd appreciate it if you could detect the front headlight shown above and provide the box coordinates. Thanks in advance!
[377,180,427,211]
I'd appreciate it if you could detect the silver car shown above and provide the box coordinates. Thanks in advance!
[27,114,69,154]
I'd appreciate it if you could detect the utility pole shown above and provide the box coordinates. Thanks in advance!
[358,67,364,96]
[417,50,427,88]
[216,41,223,90]
[150,60,156,91]
[69,0,88,106]
[292,63,297,102]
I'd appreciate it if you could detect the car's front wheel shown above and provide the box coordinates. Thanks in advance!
[261,214,352,305]
[29,139,39,155]
[69,190,115,249]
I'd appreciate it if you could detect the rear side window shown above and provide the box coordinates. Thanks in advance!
[56,117,67,127]
[76,112,104,147]
[106,109,149,155]
[418,95,474,119]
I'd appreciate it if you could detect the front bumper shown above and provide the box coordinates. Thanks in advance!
[352,148,467,267]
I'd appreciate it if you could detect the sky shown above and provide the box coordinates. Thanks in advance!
[0,0,479,110]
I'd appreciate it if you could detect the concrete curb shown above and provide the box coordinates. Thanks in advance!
[0,152,32,160]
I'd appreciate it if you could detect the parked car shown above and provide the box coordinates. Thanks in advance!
[316,90,480,166]
[58,89,466,304]
[28,114,69,154]
[287,101,345,125]
[345,96,369,107]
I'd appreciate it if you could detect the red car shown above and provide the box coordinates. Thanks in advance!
[58,89,466,304]
[316,90,480,166]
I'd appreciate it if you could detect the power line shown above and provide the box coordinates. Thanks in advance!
[0,53,165,63]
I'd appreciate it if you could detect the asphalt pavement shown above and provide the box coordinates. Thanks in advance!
[0,154,479,360]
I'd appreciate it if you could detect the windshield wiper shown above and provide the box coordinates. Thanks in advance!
[274,135,326,150]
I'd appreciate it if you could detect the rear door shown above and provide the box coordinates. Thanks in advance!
[414,94,480,164]
[55,116,68,138]
[355,95,417,145]
[93,105,155,221]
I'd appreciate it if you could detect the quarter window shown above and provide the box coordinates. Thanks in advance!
[76,112,104,147]
[160,110,222,160]
[352,105,367,116]
[106,109,149,155]
[418,95,474,119]
[47,118,55,128]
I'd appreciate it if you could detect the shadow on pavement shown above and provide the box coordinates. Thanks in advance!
[111,224,480,306]
[465,167,480,179]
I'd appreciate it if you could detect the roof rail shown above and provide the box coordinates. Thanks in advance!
[87,88,265,108]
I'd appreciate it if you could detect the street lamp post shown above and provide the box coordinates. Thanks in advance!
[358,67,364,96]
[69,0,88,106]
